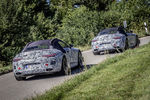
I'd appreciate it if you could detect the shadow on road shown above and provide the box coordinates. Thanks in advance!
[25,64,96,81]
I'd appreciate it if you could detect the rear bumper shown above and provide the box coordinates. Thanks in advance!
[93,48,116,54]
[92,44,123,53]
[14,65,61,77]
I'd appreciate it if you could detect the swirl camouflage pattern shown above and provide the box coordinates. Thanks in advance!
[91,27,140,55]
[13,38,83,81]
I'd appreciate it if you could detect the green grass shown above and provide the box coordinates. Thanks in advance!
[31,43,150,100]
[0,65,12,74]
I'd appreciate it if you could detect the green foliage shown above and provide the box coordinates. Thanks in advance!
[56,6,99,46]
[101,0,150,36]
[0,65,12,74]
[0,0,57,64]
[0,0,150,66]
[99,11,121,29]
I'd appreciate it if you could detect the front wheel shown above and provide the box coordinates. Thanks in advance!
[60,57,71,75]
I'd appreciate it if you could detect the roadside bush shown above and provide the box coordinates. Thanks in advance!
[1,0,150,68]
[99,10,121,29]
[56,6,100,46]
[100,0,150,36]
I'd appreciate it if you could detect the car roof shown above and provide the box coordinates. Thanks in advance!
[27,40,51,47]
[26,38,60,47]
[98,27,119,35]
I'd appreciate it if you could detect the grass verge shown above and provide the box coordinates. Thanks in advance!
[0,65,12,75]
[31,43,150,100]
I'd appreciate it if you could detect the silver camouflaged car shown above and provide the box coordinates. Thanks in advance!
[13,38,83,81]
[91,27,140,55]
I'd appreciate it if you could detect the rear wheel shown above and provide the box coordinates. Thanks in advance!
[135,36,140,47]
[93,52,99,55]
[60,57,71,75]
[124,38,129,50]
[15,76,26,81]
[116,49,123,53]
[78,52,83,67]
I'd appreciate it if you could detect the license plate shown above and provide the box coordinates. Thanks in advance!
[24,65,31,70]
[24,65,40,70]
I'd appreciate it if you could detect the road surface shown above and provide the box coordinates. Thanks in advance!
[0,36,150,100]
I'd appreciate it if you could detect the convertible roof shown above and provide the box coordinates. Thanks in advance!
[27,38,59,47]
[27,40,51,47]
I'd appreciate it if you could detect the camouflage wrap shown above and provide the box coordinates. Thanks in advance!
[12,39,80,78]
[13,49,62,76]
[92,34,126,53]
[91,28,139,54]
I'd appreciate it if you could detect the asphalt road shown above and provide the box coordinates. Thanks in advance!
[0,36,150,100]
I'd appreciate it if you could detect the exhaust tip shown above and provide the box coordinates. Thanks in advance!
[46,68,53,71]
[16,72,22,75]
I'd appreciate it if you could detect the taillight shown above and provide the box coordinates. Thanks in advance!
[92,40,97,42]
[45,64,49,66]
[13,58,22,62]
[42,53,56,57]
[18,67,22,70]
[113,37,121,39]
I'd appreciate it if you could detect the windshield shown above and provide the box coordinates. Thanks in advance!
[98,28,118,36]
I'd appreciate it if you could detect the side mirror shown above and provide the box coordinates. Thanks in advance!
[69,44,73,48]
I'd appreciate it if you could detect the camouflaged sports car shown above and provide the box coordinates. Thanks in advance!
[13,38,83,81]
[91,27,140,55]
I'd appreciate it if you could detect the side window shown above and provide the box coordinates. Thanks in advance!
[52,40,66,53]
[58,41,68,48]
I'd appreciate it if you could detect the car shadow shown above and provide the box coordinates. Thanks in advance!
[71,64,96,74]
[25,64,96,81]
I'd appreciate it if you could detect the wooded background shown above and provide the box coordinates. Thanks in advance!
[0,0,150,67]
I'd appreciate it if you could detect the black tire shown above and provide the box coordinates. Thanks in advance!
[15,76,26,81]
[93,52,99,55]
[135,36,140,47]
[78,52,83,67]
[137,39,140,47]
[60,57,70,75]
[116,49,124,53]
